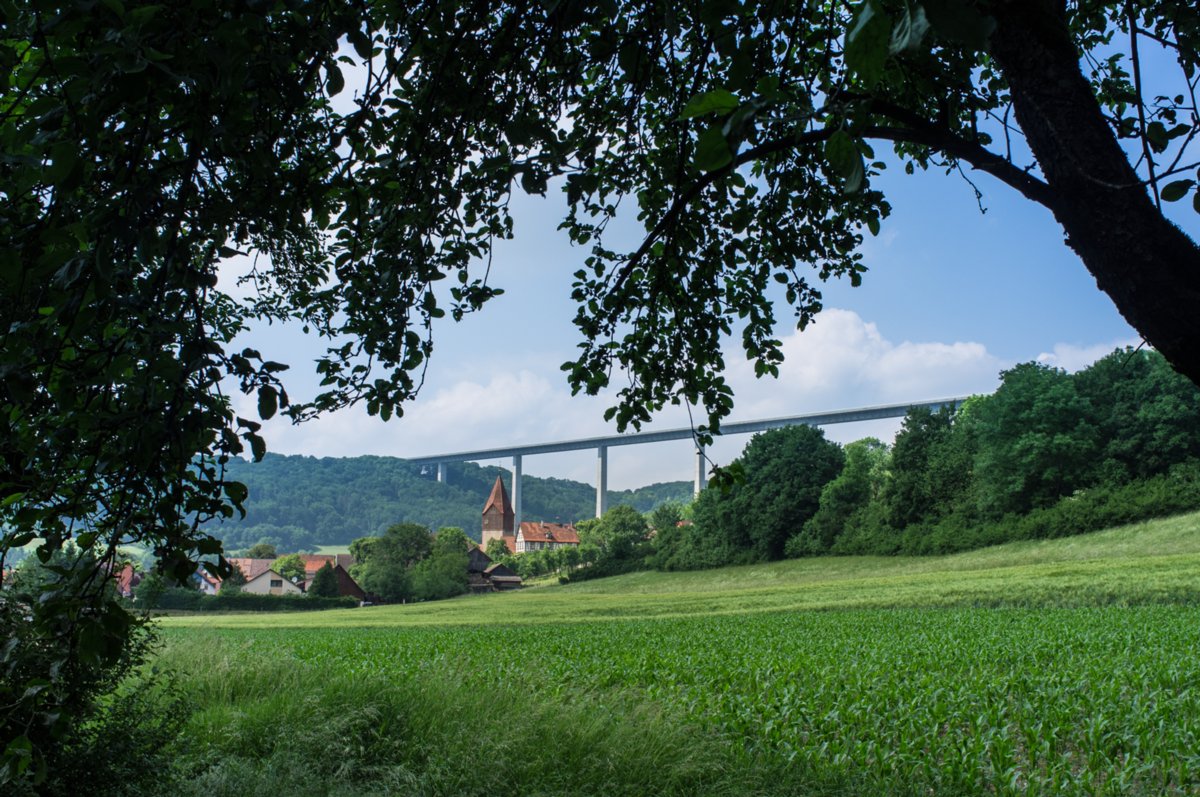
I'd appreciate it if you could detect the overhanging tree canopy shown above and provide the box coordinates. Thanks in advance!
[2,0,1198,783]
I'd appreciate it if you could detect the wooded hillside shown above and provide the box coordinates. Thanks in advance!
[212,455,691,551]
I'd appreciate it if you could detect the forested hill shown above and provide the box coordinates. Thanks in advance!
[210,454,691,552]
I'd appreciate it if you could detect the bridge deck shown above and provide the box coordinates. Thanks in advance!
[405,397,969,465]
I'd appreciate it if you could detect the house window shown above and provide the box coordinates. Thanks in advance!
[270,579,283,588]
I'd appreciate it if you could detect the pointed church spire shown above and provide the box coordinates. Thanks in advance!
[481,475,515,539]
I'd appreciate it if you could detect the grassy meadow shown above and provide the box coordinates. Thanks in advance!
[155,512,1200,796]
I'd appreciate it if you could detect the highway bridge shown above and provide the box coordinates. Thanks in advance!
[406,397,969,528]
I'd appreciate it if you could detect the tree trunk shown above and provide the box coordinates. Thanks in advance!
[988,0,1200,386]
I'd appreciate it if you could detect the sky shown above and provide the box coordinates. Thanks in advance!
[222,56,1198,492]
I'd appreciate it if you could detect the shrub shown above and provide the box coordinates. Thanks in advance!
[1,585,186,795]
[144,590,357,612]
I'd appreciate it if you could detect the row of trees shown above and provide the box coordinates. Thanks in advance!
[490,504,672,581]
[656,348,1200,567]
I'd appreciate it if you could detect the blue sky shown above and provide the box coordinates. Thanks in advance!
[228,152,1183,491]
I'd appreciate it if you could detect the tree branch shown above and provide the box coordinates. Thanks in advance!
[862,99,1059,210]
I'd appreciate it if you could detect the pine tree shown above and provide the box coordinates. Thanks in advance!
[308,562,340,598]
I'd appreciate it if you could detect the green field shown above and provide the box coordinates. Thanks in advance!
[158,513,1200,796]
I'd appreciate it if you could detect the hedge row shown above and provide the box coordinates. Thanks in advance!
[898,463,1200,555]
[150,589,358,612]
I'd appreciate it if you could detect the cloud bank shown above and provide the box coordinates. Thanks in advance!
[244,308,1118,490]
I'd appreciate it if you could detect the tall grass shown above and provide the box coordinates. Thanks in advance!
[161,636,798,797]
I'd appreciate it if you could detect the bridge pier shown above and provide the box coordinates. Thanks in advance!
[596,445,608,518]
[436,462,446,483]
[694,445,707,496]
[512,454,523,531]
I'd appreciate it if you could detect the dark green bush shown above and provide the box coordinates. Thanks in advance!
[147,589,357,612]
[894,464,1200,555]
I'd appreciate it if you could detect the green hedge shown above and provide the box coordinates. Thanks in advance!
[900,463,1200,555]
[150,589,358,612]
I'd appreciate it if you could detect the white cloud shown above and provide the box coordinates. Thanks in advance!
[1035,338,1142,372]
[249,308,1016,489]
[724,309,1001,423]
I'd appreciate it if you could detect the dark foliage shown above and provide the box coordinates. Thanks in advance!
[670,426,844,569]
[5,0,1198,784]
[2,555,185,793]
[792,349,1200,557]
[350,522,468,603]
[145,589,357,613]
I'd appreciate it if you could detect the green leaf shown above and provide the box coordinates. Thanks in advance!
[1160,179,1193,202]
[247,432,267,462]
[679,89,739,120]
[348,29,373,61]
[890,5,930,53]
[695,125,734,172]
[224,481,248,505]
[325,62,345,97]
[845,1,892,87]
[1146,122,1168,153]
[257,385,278,420]
[824,131,866,193]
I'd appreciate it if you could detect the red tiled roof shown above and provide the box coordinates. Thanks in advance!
[301,564,366,600]
[115,564,142,596]
[228,557,275,581]
[517,521,580,545]
[297,554,357,577]
[301,555,333,576]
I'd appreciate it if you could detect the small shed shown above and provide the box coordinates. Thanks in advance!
[483,563,522,591]
[467,546,493,573]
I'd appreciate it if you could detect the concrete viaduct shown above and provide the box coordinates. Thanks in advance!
[405,397,968,530]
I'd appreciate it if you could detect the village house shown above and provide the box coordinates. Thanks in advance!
[192,568,220,595]
[226,554,365,599]
[300,560,366,601]
[227,557,277,583]
[515,520,580,553]
[299,553,356,578]
[242,568,303,596]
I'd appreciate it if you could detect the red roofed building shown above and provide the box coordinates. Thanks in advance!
[301,563,366,601]
[515,521,580,553]
[227,557,276,582]
[299,553,356,580]
[481,476,516,553]
[113,564,143,598]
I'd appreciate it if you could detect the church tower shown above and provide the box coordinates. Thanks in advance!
[481,475,515,552]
